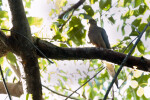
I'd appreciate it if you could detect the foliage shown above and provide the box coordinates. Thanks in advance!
[0,0,150,99]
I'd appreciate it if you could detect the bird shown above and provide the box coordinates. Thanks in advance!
[88,18,118,88]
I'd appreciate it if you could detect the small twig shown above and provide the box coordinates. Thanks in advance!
[121,23,142,53]
[100,1,118,17]
[0,65,12,100]
[103,22,150,100]
[42,85,79,100]
[58,0,85,31]
[6,59,21,80]
[63,87,80,96]
[65,67,105,100]
[58,0,85,19]
[112,24,140,52]
[59,9,75,31]
[122,36,138,53]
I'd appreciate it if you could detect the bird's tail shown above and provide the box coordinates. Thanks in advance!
[104,62,118,88]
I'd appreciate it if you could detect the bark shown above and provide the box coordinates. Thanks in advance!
[0,31,9,57]
[7,0,42,99]
[0,81,23,97]
[34,38,150,72]
[0,0,149,99]
[1,33,150,98]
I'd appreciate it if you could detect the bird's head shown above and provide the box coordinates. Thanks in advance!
[88,19,97,25]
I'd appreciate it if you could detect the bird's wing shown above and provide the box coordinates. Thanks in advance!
[88,26,106,48]
[100,28,111,49]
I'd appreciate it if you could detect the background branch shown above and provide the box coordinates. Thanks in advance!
[42,85,79,100]
[0,81,23,97]
[58,0,85,19]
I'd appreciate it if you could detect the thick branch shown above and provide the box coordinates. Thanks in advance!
[58,0,85,19]
[0,81,23,97]
[35,39,150,72]
[8,0,42,99]
[8,0,31,39]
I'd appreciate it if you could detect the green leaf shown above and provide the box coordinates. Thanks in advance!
[6,52,17,65]
[94,78,101,90]
[88,88,96,99]
[133,9,140,17]
[62,0,67,7]
[144,0,150,8]
[58,79,65,89]
[139,5,147,14]
[137,40,145,54]
[79,13,92,19]
[138,23,147,32]
[89,0,98,4]
[0,0,2,6]
[27,17,43,27]
[49,9,55,17]
[147,15,150,22]
[26,94,29,100]
[53,34,62,41]
[99,0,111,11]
[59,70,66,74]
[60,75,67,81]
[54,85,60,91]
[0,57,4,64]
[132,18,142,27]
[78,76,89,85]
[57,19,65,24]
[145,26,150,40]
[127,87,134,99]
[90,59,98,67]
[108,16,115,24]
[51,22,61,34]
[121,25,125,35]
[48,74,51,82]
[124,0,131,7]
[0,11,8,18]
[134,0,142,8]
[124,42,135,54]
[100,70,109,80]
[67,16,86,45]
[138,74,150,83]
[83,5,94,17]
[130,31,139,36]
[24,0,31,8]
[121,10,133,19]
[123,36,131,41]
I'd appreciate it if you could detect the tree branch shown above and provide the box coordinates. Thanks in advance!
[59,9,75,31]
[42,85,79,100]
[58,0,85,19]
[8,0,42,99]
[34,38,150,72]
[0,81,23,97]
